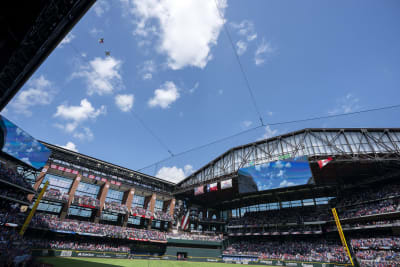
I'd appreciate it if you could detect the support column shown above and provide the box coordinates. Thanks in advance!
[147,193,157,230]
[60,174,81,219]
[27,165,49,202]
[163,198,175,230]
[94,182,110,223]
[122,188,135,227]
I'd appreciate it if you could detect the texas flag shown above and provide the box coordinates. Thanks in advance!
[207,182,218,192]
[318,157,333,169]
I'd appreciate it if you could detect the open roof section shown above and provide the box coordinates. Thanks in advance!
[177,128,400,190]
[0,0,96,110]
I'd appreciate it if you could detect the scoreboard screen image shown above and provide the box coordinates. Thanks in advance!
[238,156,313,194]
[0,115,51,169]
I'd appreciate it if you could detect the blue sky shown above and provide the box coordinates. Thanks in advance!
[3,0,400,183]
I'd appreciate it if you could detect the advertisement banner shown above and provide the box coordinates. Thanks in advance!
[194,186,204,195]
[221,179,232,189]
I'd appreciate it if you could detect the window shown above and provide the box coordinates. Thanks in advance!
[154,200,163,212]
[101,213,118,221]
[106,189,124,203]
[302,199,315,206]
[41,174,73,194]
[68,206,92,217]
[75,182,100,198]
[37,200,63,213]
[128,217,141,225]
[132,195,145,208]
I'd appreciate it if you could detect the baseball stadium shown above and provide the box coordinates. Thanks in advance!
[1,1,399,267]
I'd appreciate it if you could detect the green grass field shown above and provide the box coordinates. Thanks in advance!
[38,257,269,267]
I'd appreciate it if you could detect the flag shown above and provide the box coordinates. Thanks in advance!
[181,211,190,230]
[115,181,121,186]
[207,182,218,192]
[65,168,71,173]
[318,157,333,169]
[194,186,204,195]
[101,178,107,182]
[221,179,232,189]
[72,170,79,175]
[58,166,65,171]
[111,180,116,185]
[50,164,57,169]
[88,174,95,179]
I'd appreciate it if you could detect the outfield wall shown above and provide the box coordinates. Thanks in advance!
[32,249,353,267]
[32,249,129,259]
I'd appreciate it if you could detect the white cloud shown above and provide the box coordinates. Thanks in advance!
[218,89,223,95]
[285,162,292,168]
[189,82,199,94]
[90,27,104,37]
[115,94,134,112]
[260,125,278,140]
[93,0,110,17]
[275,160,284,169]
[148,81,180,108]
[267,111,274,116]
[236,40,247,56]
[139,60,156,80]
[73,127,94,141]
[73,56,123,96]
[328,93,360,115]
[127,0,227,70]
[242,120,253,128]
[59,142,78,152]
[10,75,55,116]
[231,20,257,56]
[155,164,194,183]
[254,39,274,66]
[54,98,106,132]
[231,20,257,40]
[279,180,296,188]
[277,169,285,177]
[59,33,75,48]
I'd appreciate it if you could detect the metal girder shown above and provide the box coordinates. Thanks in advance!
[41,141,176,195]
[178,128,400,190]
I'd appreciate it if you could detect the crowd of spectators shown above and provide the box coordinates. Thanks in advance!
[355,250,400,266]
[339,198,400,219]
[30,239,130,253]
[72,195,100,209]
[0,166,33,191]
[351,237,400,249]
[43,188,69,202]
[131,206,152,218]
[223,240,350,263]
[167,232,223,241]
[31,213,167,242]
[154,210,173,221]
[0,188,29,203]
[0,227,33,266]
[104,201,128,214]
[337,184,400,207]
[228,207,329,227]
[0,201,26,226]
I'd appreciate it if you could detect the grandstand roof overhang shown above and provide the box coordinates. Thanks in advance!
[176,128,400,192]
[0,0,95,110]
[40,141,176,195]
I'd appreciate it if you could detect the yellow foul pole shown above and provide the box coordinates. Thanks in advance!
[332,207,354,266]
[19,180,49,236]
